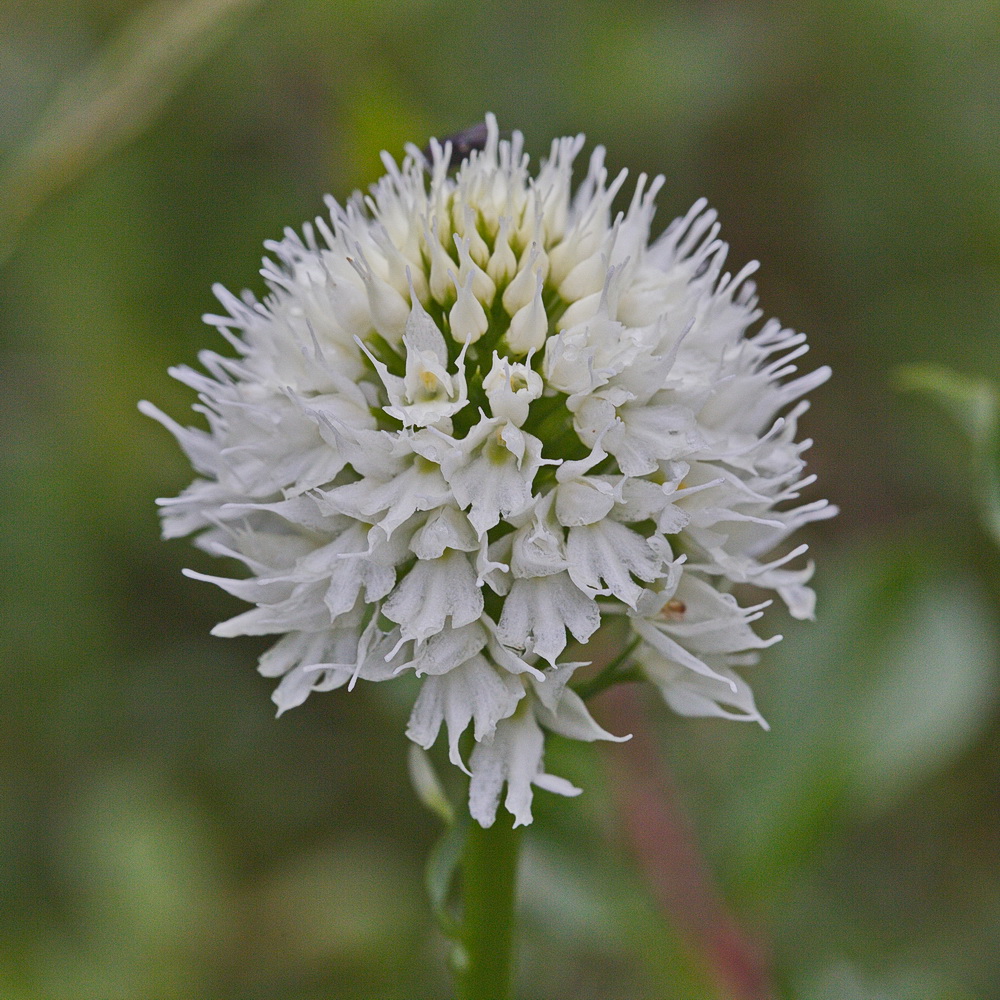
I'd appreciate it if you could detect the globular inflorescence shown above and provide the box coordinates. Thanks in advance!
[142,115,835,827]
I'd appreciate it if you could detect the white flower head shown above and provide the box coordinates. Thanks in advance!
[142,115,835,828]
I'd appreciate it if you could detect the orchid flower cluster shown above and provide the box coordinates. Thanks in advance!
[142,115,834,828]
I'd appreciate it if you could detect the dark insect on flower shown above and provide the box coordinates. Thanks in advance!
[423,122,490,170]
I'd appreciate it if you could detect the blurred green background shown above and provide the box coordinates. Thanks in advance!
[2,0,1000,997]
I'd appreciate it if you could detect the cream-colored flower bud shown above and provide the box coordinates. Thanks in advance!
[348,249,410,343]
[477,171,506,236]
[558,220,618,301]
[506,270,547,355]
[513,187,542,249]
[371,223,428,304]
[549,220,604,287]
[519,239,549,284]
[503,184,529,246]
[452,202,491,267]
[448,270,489,344]
[540,174,570,243]
[423,218,455,305]
[556,290,603,331]
[454,233,496,307]
[487,216,517,286]
[502,244,541,314]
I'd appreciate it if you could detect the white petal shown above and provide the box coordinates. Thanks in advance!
[211,584,330,636]
[509,506,568,578]
[566,520,662,607]
[554,478,616,527]
[647,575,779,655]
[258,630,337,678]
[534,686,630,743]
[468,706,542,826]
[320,457,451,539]
[497,574,601,665]
[406,655,525,772]
[409,506,479,560]
[445,420,545,536]
[641,648,767,728]
[468,699,583,828]
[631,617,734,687]
[382,550,484,641]
[272,664,341,714]
[398,621,488,677]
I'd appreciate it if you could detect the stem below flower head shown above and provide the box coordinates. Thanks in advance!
[575,663,643,702]
[572,635,643,701]
[455,812,522,1000]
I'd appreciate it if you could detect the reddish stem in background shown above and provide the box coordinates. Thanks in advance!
[599,684,775,1000]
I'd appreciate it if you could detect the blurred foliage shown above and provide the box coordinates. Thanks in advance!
[898,364,1000,546]
[2,0,999,997]
[0,0,267,264]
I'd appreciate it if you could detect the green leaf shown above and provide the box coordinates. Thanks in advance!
[897,364,998,446]
[796,960,977,1000]
[897,363,1000,546]
[849,575,998,806]
[720,540,999,900]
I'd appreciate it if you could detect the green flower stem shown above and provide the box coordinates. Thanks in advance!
[573,636,642,701]
[575,662,642,701]
[455,812,522,1000]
